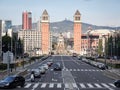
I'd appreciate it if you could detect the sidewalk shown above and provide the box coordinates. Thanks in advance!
[0,61,31,80]
[0,56,46,80]
[96,58,120,79]
[104,69,120,80]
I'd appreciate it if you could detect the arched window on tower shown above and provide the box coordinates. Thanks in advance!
[75,17,80,21]
[43,16,48,20]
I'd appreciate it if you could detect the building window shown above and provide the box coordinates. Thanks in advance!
[75,17,80,21]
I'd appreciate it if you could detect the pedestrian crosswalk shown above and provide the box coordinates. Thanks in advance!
[50,68,103,72]
[23,82,116,89]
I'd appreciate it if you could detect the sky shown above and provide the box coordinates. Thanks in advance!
[0,0,120,26]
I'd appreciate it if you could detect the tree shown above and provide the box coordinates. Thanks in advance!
[97,38,103,56]
[2,33,23,57]
[108,36,113,57]
[2,34,12,52]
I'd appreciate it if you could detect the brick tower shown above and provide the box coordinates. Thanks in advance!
[73,10,82,54]
[41,10,50,54]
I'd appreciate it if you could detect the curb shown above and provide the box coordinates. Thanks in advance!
[104,70,120,80]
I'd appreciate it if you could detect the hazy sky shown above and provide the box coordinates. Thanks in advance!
[0,0,120,26]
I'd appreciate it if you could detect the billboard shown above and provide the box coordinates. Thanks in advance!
[3,51,14,64]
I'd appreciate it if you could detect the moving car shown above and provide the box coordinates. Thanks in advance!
[114,80,120,87]
[53,63,62,71]
[31,69,41,78]
[0,75,25,89]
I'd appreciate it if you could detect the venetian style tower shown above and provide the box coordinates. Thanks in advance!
[73,10,82,54]
[41,10,50,54]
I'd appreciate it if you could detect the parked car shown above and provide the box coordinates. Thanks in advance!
[72,53,77,57]
[42,64,49,70]
[114,80,120,87]
[78,56,83,60]
[53,63,62,71]
[47,61,53,66]
[31,69,41,78]
[38,66,46,74]
[0,75,25,89]
[97,63,108,70]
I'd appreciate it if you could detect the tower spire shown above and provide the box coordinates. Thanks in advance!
[42,9,48,16]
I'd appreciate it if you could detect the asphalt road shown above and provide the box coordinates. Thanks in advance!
[9,55,120,90]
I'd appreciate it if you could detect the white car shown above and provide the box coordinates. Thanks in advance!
[42,64,49,70]
[31,69,41,78]
[38,66,46,74]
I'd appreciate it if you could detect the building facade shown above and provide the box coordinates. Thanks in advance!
[22,11,32,30]
[73,10,82,54]
[18,29,41,56]
[40,10,50,54]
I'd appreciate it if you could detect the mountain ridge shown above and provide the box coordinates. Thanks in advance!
[12,20,120,33]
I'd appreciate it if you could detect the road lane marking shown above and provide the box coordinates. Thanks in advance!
[24,83,116,89]
[41,83,47,88]
[66,68,69,71]
[32,83,39,89]
[101,83,114,90]
[94,83,102,88]
[72,83,77,88]
[65,83,69,88]
[87,83,94,88]
[81,69,84,71]
[49,83,54,88]
[57,83,62,88]
[101,83,110,88]
[108,83,115,87]
[79,83,86,88]
[24,83,31,88]
[73,69,76,71]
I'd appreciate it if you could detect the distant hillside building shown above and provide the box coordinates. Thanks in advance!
[22,11,32,30]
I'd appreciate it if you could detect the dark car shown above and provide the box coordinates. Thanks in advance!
[72,53,77,57]
[114,80,120,87]
[53,63,62,71]
[0,75,25,89]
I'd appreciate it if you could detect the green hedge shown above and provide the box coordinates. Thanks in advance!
[0,63,15,70]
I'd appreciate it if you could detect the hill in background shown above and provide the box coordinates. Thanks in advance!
[12,20,120,34]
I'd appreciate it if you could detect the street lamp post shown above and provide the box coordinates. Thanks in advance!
[7,51,10,76]
[102,34,107,66]
[7,44,10,76]
[87,28,92,57]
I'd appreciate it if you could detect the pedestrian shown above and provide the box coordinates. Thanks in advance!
[30,71,35,82]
